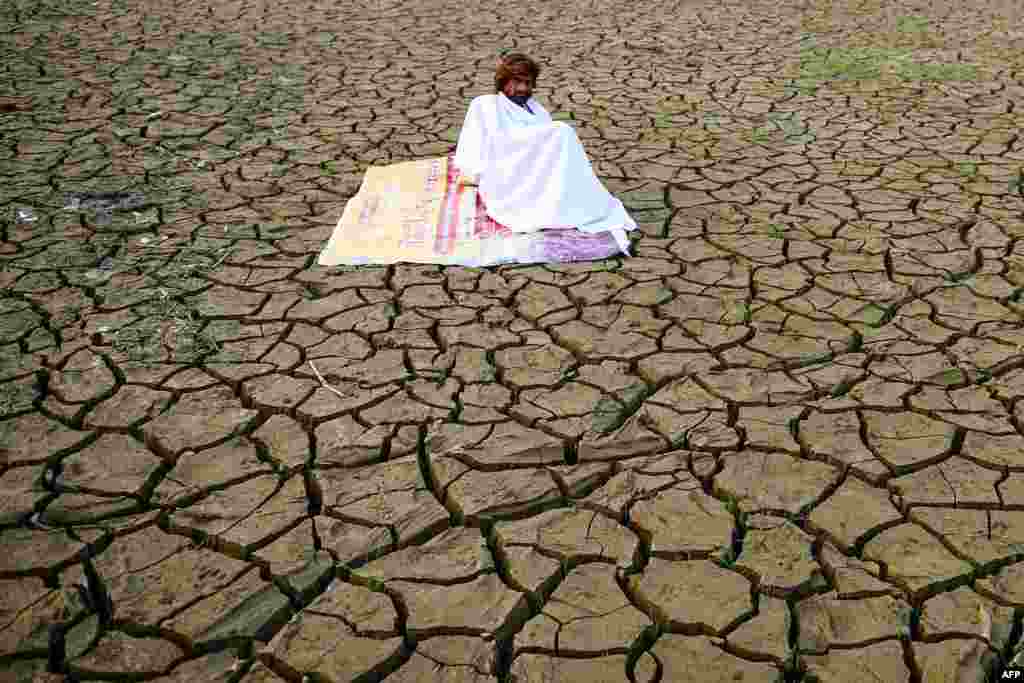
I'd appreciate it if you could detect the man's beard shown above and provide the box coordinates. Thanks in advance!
[507,94,531,108]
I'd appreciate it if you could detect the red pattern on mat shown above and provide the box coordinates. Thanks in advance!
[443,154,620,265]
[474,195,512,239]
[444,155,513,239]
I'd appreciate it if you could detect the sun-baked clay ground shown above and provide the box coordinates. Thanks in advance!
[2,0,1024,681]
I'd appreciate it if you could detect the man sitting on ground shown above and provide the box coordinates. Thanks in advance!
[454,52,635,255]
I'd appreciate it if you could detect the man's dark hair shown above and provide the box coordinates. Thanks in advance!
[495,53,540,92]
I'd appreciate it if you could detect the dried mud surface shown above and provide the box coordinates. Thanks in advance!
[2,0,1024,681]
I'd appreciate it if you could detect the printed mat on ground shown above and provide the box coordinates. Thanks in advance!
[317,155,622,267]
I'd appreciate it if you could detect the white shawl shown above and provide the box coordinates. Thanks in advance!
[454,93,634,255]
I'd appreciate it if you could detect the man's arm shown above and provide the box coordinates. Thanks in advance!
[453,96,489,179]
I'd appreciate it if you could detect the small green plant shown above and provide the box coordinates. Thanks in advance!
[860,303,891,328]
[780,122,814,144]
[830,379,854,398]
[0,349,18,376]
[479,359,497,382]
[896,606,914,638]
[592,396,624,434]
[733,302,752,323]
[957,162,978,178]
[749,126,772,144]
[319,160,337,176]
[174,324,220,362]
[263,225,289,239]
[1009,169,1023,196]
[189,528,215,550]
[944,270,973,286]
[110,294,221,366]
[591,383,648,434]
[767,224,786,239]
[353,573,386,592]
[652,112,672,129]
[785,80,818,97]
[895,15,930,33]
[61,367,85,385]
[0,383,34,415]
[797,351,835,369]
[53,305,81,326]
[935,368,966,386]
[110,321,162,365]
[721,493,741,517]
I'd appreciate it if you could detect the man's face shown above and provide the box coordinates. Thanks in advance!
[502,70,534,99]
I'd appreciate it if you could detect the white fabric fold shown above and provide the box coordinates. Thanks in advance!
[454,93,635,256]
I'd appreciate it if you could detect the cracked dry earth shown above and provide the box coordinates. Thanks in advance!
[3,0,1024,681]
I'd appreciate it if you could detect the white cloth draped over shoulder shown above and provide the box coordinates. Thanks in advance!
[453,93,635,255]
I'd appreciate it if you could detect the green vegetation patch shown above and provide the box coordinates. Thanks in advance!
[1009,169,1024,196]
[895,15,930,33]
[797,45,977,91]
[621,190,666,212]
[592,383,649,434]
[958,162,979,178]
[800,47,895,82]
[0,381,36,415]
[932,368,967,386]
